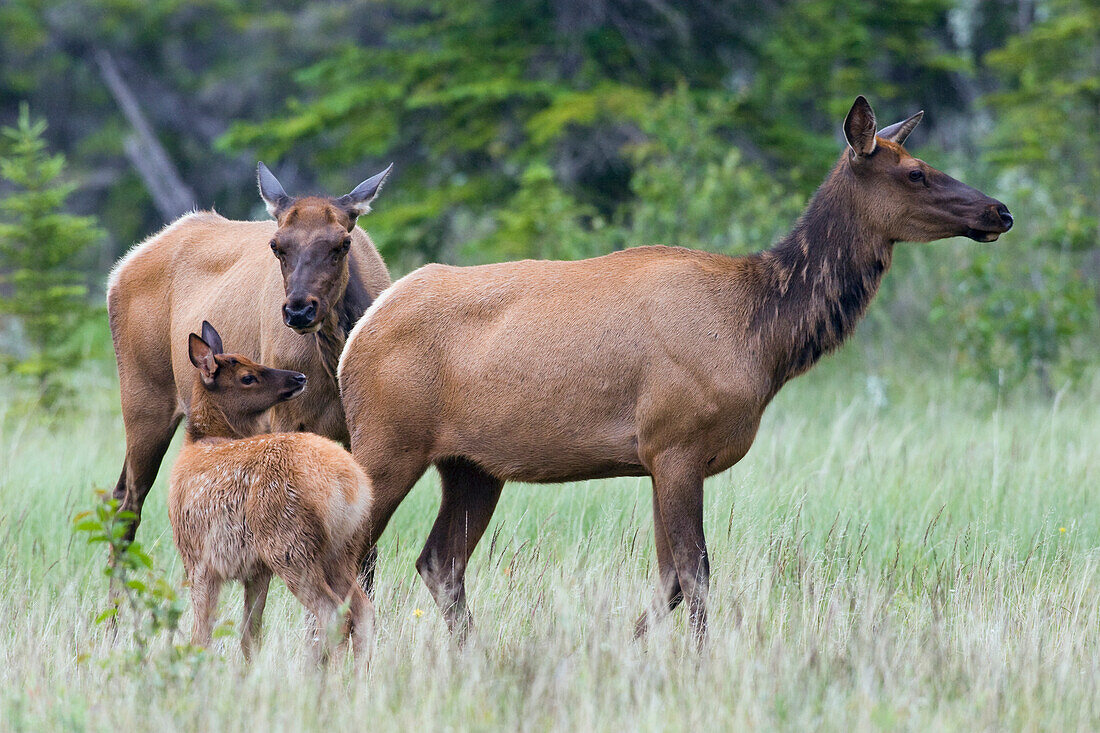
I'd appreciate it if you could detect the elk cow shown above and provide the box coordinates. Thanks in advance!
[170,322,373,662]
[337,96,1013,645]
[107,163,392,543]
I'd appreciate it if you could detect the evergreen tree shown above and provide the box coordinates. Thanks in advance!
[0,104,102,402]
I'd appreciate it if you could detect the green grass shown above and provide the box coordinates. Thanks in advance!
[1,354,1098,731]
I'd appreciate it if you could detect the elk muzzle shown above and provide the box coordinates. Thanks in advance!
[283,297,320,331]
[965,201,1013,242]
[279,371,307,401]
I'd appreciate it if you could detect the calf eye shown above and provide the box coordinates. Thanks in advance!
[908,169,924,182]
[241,375,257,385]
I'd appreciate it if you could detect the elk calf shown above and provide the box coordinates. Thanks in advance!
[169,322,373,663]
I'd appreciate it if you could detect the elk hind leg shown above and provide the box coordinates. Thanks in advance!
[190,568,223,649]
[114,390,182,542]
[241,570,272,662]
[416,457,503,642]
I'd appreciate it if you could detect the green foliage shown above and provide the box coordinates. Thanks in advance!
[0,105,103,403]
[72,492,210,677]
[983,0,1100,201]
[470,163,615,263]
[0,0,1094,399]
[930,1,1100,395]
[627,87,804,254]
[935,247,1098,395]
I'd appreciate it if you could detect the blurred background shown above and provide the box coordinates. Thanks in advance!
[0,0,1096,403]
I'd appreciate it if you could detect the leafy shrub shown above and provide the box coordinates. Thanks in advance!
[935,247,1097,395]
[627,86,803,254]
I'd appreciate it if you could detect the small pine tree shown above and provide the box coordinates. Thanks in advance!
[0,104,102,403]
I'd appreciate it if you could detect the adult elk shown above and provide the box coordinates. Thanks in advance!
[338,96,1013,645]
[108,163,392,543]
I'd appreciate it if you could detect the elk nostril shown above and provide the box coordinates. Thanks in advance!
[283,300,316,327]
[293,373,306,385]
[998,207,1013,230]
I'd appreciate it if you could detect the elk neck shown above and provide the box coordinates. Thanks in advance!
[185,378,267,444]
[751,161,894,390]
[313,253,371,382]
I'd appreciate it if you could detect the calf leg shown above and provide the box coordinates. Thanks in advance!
[189,568,223,649]
[241,570,272,662]
[633,487,684,639]
[416,457,503,642]
[281,563,346,664]
[651,454,709,648]
[325,556,376,667]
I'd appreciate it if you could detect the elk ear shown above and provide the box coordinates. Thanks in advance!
[878,110,924,146]
[844,95,877,158]
[188,333,218,385]
[337,163,393,221]
[200,320,224,355]
[257,162,292,218]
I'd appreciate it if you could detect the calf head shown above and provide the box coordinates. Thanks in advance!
[188,321,307,421]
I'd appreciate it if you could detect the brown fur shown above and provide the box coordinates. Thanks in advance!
[337,96,1013,645]
[169,324,374,663]
[107,171,391,544]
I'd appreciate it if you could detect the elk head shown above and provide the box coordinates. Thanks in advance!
[188,321,308,418]
[841,95,1013,243]
[257,162,393,333]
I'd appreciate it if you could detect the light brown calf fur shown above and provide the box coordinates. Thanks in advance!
[108,163,391,544]
[169,322,373,662]
[338,96,1014,645]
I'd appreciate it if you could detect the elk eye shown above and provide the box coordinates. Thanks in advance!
[241,374,257,385]
[908,169,924,182]
[270,240,281,255]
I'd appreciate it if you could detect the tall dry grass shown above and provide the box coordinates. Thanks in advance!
[1,360,1097,731]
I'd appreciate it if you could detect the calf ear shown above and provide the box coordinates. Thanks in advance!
[200,321,224,355]
[257,162,292,218]
[337,163,393,221]
[878,110,924,146]
[844,95,877,158]
[188,333,218,385]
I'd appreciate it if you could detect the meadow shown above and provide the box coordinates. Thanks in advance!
[1,349,1098,732]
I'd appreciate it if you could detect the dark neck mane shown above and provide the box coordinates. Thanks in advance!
[754,164,894,388]
[314,253,372,382]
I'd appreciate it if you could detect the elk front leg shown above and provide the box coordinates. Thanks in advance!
[634,487,684,639]
[650,454,709,648]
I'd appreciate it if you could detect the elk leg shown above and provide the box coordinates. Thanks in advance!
[281,563,346,664]
[416,457,503,642]
[652,457,709,648]
[355,449,431,595]
[326,556,375,667]
[190,568,222,649]
[241,570,272,662]
[114,399,182,542]
[634,487,684,639]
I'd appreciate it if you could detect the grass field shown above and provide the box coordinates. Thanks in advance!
[1,352,1098,731]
